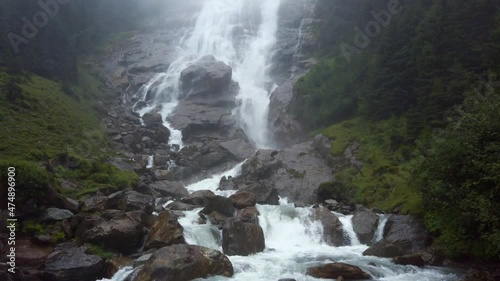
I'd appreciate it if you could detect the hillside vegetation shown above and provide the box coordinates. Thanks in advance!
[296,0,500,260]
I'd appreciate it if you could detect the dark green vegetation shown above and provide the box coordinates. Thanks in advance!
[0,0,168,81]
[298,0,500,260]
[0,4,144,200]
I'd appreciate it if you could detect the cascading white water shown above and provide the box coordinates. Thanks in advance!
[336,213,362,246]
[134,0,280,149]
[374,214,389,243]
[177,199,458,281]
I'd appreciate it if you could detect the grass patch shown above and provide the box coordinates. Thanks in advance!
[0,67,108,160]
[87,244,116,259]
[323,117,423,215]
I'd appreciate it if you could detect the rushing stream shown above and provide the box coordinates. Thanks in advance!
[105,1,460,280]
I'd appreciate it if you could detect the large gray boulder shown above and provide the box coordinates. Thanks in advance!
[383,215,429,254]
[150,181,189,199]
[238,141,333,204]
[43,244,105,281]
[313,207,347,246]
[181,190,216,207]
[352,209,379,245]
[219,139,255,160]
[135,245,234,281]
[222,217,265,256]
[76,211,145,255]
[116,191,154,213]
[200,196,235,217]
[145,211,185,250]
[179,55,232,97]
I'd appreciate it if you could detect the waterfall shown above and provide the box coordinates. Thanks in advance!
[98,266,134,281]
[373,214,389,243]
[336,213,362,246]
[133,0,280,149]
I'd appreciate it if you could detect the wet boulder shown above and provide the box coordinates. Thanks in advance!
[352,209,379,245]
[362,239,407,258]
[142,113,163,127]
[43,244,105,281]
[313,207,347,246]
[383,215,429,254]
[150,181,189,199]
[166,201,199,211]
[200,196,235,217]
[135,245,234,281]
[117,191,153,213]
[179,55,232,97]
[240,182,280,205]
[222,217,265,256]
[181,190,216,207]
[267,80,305,148]
[229,191,257,209]
[307,263,372,280]
[219,139,255,160]
[236,206,260,224]
[76,211,145,255]
[145,211,185,250]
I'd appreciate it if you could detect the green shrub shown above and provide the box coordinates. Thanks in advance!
[0,160,53,204]
[414,90,500,260]
[317,181,352,202]
[87,244,116,259]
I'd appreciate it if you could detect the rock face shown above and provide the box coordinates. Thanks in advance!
[307,263,372,280]
[179,55,232,98]
[313,207,347,246]
[15,239,53,270]
[43,244,105,281]
[145,211,185,250]
[267,80,305,148]
[231,141,333,204]
[76,211,145,255]
[135,245,234,281]
[352,209,379,245]
[222,218,265,256]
